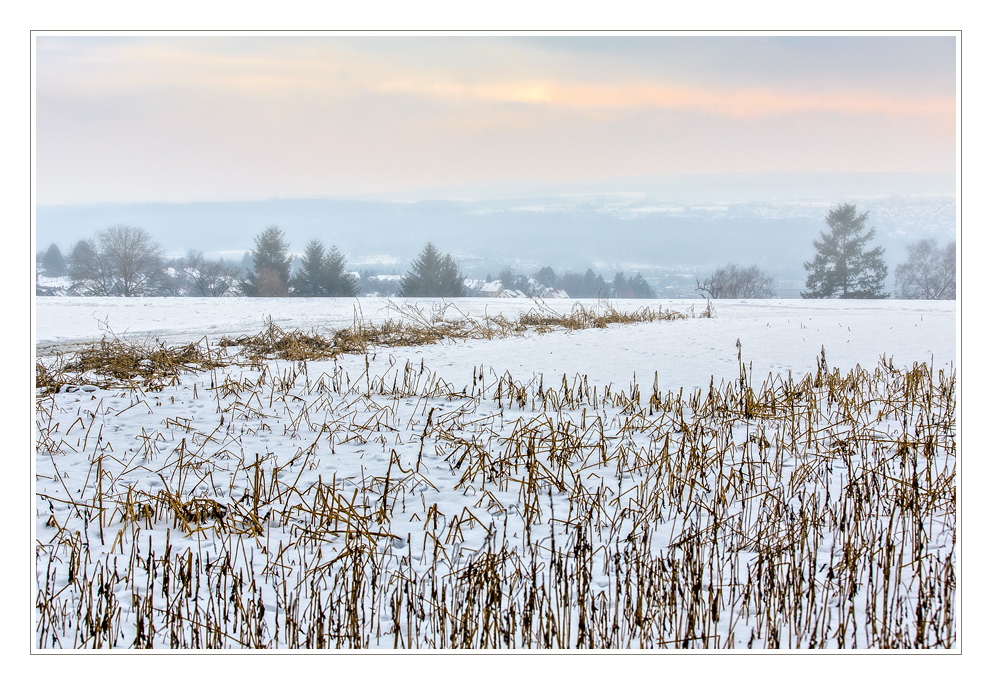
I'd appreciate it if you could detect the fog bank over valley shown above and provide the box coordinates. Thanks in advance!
[36,173,956,298]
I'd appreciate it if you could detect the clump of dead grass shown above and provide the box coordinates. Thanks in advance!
[219,319,339,362]
[36,335,226,394]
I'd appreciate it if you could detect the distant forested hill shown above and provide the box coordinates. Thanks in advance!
[37,184,955,284]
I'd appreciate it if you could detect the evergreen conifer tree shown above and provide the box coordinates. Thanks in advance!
[628,273,655,298]
[42,243,67,276]
[611,272,630,297]
[534,266,558,289]
[290,239,326,296]
[399,242,466,297]
[802,204,888,299]
[243,226,292,297]
[289,240,358,296]
[322,245,359,297]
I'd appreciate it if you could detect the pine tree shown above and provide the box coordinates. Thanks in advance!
[290,239,326,296]
[802,204,888,299]
[399,242,466,297]
[321,245,359,297]
[534,266,558,289]
[628,273,655,298]
[558,269,607,298]
[611,272,630,298]
[582,269,607,298]
[42,243,67,276]
[243,226,292,297]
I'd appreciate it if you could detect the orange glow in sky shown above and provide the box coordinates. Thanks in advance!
[34,35,957,204]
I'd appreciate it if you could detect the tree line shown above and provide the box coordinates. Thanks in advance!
[42,225,242,297]
[40,226,656,300]
[493,265,654,299]
[39,203,956,300]
[694,203,955,300]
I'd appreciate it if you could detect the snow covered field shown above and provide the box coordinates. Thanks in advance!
[33,297,957,649]
[35,297,955,391]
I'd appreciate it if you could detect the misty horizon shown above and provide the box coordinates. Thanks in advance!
[34,170,956,208]
[36,173,956,299]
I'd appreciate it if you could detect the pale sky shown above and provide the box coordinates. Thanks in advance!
[34,34,957,204]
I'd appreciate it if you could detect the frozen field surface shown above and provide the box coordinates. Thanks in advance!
[34,297,957,649]
[35,297,956,391]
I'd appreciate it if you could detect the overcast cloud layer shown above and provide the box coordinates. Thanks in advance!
[35,35,957,204]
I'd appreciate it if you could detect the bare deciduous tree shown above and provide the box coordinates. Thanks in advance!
[68,239,114,295]
[97,225,163,296]
[186,250,239,297]
[894,239,955,300]
[696,263,775,299]
[67,226,163,296]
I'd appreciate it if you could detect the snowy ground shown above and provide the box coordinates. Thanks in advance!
[35,297,955,390]
[33,297,958,649]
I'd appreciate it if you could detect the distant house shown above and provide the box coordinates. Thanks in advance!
[464,279,504,298]
[36,274,70,297]
[498,288,528,298]
[463,279,568,299]
[482,282,504,297]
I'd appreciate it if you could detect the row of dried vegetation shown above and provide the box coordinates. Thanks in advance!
[36,301,707,394]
